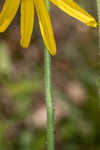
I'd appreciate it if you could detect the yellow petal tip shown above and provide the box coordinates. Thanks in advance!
[49,48,56,56]
[87,18,97,28]
[20,39,29,48]
[0,26,6,32]
[0,28,6,32]
[0,20,9,32]
[20,41,29,48]
[51,51,56,56]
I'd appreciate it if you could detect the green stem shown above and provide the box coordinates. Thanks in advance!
[96,0,100,49]
[44,1,55,150]
[44,48,55,150]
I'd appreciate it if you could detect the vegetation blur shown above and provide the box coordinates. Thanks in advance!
[0,0,100,150]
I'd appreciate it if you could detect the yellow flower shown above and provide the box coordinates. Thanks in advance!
[0,0,97,55]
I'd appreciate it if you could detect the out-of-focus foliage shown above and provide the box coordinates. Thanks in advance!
[0,0,99,150]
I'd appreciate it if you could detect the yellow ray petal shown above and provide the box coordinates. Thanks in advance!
[21,0,34,48]
[50,0,97,27]
[0,0,20,32]
[34,0,56,55]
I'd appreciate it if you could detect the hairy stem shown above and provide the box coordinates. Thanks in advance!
[44,1,55,150]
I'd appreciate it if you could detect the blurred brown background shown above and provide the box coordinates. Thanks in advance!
[0,0,99,150]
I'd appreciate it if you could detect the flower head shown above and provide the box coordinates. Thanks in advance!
[0,0,97,55]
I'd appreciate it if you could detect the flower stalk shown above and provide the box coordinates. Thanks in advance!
[44,1,55,150]
[44,48,55,150]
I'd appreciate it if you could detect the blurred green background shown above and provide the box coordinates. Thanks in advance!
[0,0,100,150]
